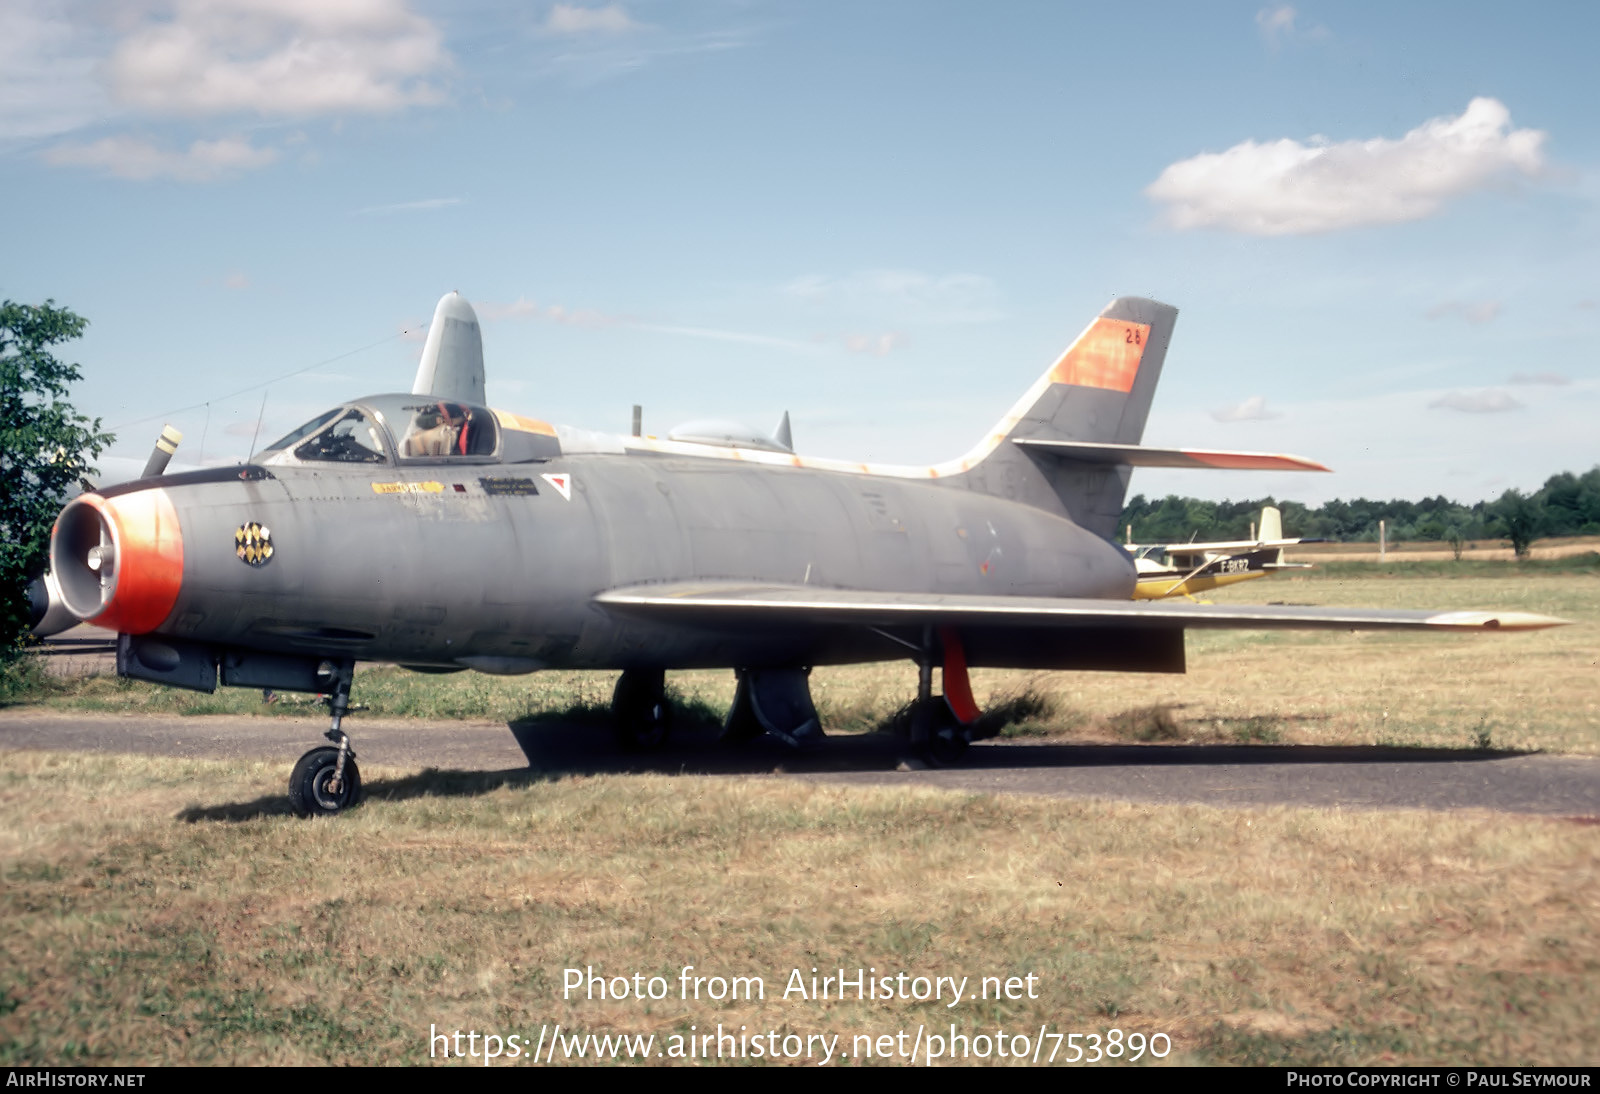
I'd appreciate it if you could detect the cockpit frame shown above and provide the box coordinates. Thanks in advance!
[259,394,507,468]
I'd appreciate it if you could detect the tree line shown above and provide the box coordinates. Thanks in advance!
[1121,467,1600,556]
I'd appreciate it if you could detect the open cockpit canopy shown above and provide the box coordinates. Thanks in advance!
[257,394,559,466]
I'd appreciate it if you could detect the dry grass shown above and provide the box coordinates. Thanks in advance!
[1293,537,1600,563]
[1053,566,1597,754]
[1,750,1596,1066]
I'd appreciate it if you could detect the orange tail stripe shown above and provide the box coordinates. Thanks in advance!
[1048,317,1149,393]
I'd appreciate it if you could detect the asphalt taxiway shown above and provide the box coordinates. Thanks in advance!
[1,710,1594,818]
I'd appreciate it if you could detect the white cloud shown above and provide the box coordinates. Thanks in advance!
[477,296,543,321]
[635,322,811,351]
[43,134,278,181]
[784,270,1003,324]
[1211,395,1281,422]
[0,1,108,140]
[1429,389,1523,414]
[842,332,908,357]
[1140,380,1597,506]
[223,271,250,289]
[1255,5,1328,50]
[354,197,462,215]
[1509,371,1570,386]
[533,23,748,87]
[1147,98,1547,236]
[19,2,451,184]
[1256,5,1296,42]
[105,0,447,118]
[1426,299,1503,324]
[546,304,623,328]
[480,298,626,328]
[544,4,642,35]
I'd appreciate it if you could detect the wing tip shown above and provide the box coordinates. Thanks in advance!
[1426,610,1571,631]
[1185,450,1333,472]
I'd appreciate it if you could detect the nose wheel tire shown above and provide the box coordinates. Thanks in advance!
[289,746,362,817]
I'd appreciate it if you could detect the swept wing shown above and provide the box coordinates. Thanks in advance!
[596,582,1564,633]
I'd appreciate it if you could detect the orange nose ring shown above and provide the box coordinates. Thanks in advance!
[51,490,184,634]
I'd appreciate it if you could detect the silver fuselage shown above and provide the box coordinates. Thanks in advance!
[153,454,1135,672]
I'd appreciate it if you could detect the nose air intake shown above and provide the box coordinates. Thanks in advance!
[51,490,184,634]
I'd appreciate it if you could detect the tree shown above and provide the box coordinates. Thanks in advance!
[1489,488,1542,560]
[1,301,113,659]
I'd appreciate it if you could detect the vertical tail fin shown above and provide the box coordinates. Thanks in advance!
[412,292,486,405]
[1258,505,1284,543]
[948,297,1178,539]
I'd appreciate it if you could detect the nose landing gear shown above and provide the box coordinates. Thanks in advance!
[288,659,362,817]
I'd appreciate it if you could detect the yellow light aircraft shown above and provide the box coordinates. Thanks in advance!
[1127,506,1316,600]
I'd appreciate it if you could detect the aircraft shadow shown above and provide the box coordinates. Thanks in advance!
[504,717,1524,776]
[178,794,300,823]
[174,723,1525,823]
[177,767,566,823]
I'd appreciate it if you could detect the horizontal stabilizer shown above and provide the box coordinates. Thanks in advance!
[596,582,1565,632]
[1013,438,1330,472]
[1156,538,1311,552]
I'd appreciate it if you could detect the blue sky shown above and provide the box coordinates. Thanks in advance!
[3,1,1595,505]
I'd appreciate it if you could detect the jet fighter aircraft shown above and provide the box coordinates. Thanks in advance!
[48,294,1564,815]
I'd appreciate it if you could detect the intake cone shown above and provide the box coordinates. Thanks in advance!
[50,490,183,634]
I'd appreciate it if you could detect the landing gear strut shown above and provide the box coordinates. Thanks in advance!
[288,659,362,817]
[906,665,969,765]
[613,668,672,751]
[904,627,979,765]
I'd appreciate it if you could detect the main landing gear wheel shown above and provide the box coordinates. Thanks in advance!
[289,746,363,817]
[910,697,971,766]
[613,668,672,751]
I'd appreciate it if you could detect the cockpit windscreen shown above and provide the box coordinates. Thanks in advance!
[294,409,387,464]
[258,395,502,465]
[258,408,343,456]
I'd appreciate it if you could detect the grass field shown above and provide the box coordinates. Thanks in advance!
[3,563,1595,1066]
[1,750,1596,1066]
[1293,536,1600,563]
